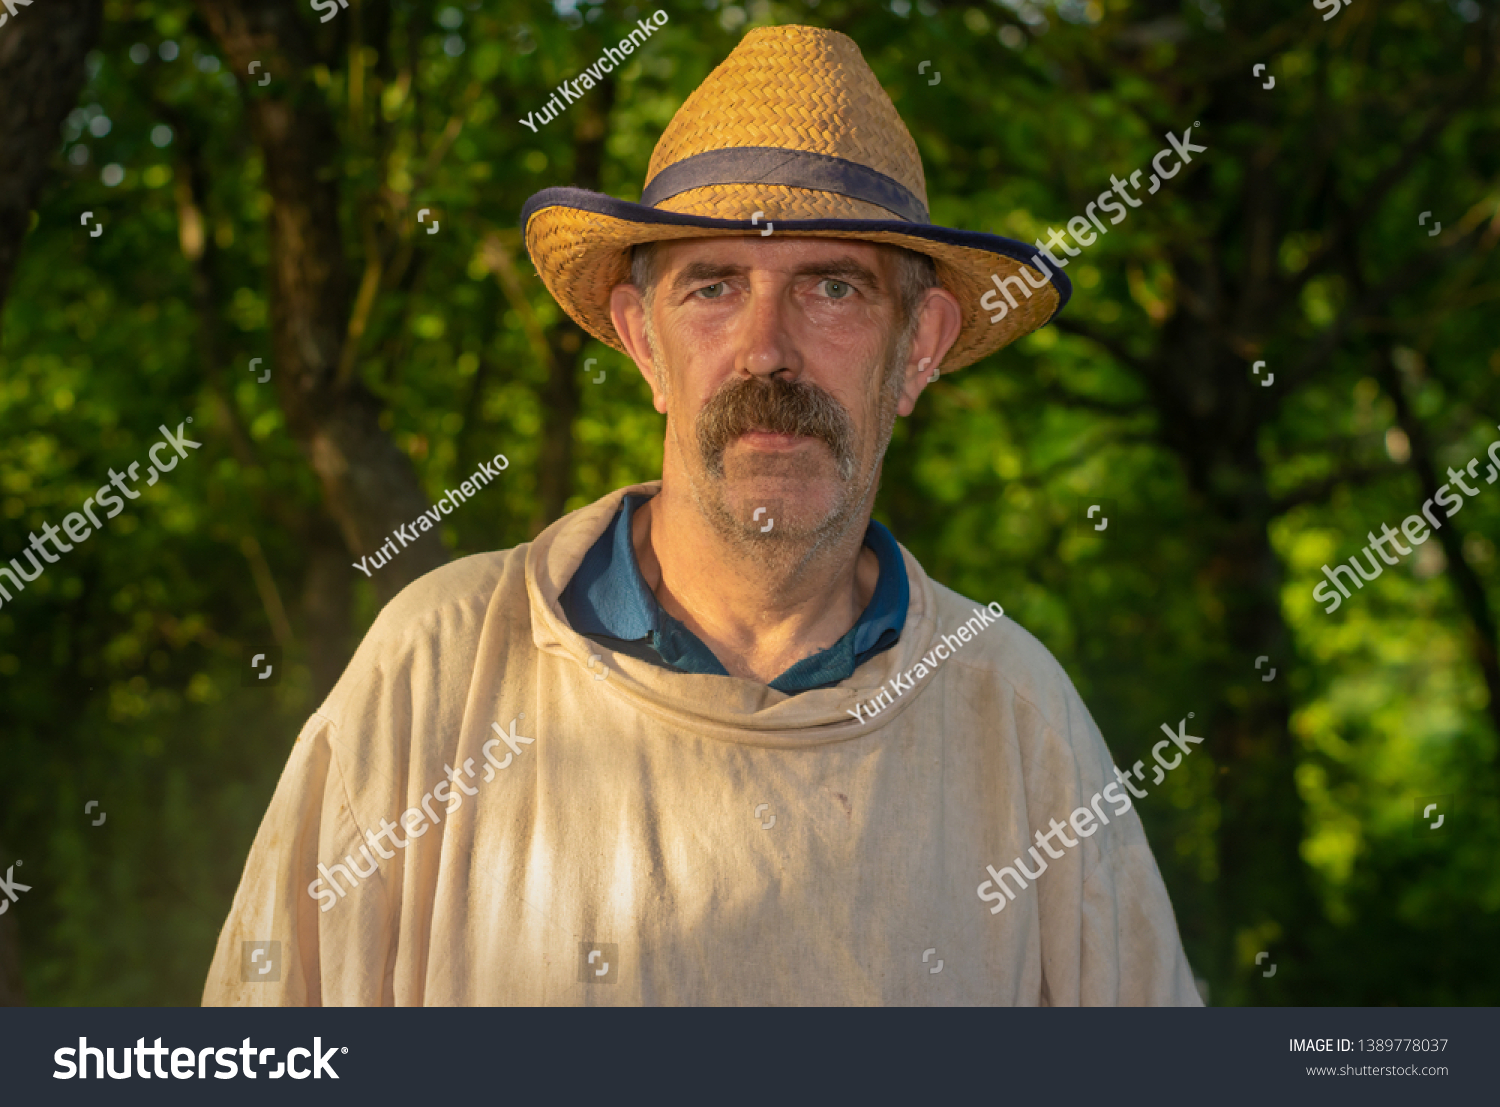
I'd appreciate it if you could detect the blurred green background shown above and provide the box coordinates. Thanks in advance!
[1,0,1497,1006]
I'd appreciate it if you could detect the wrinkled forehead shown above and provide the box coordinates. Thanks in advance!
[647,234,901,273]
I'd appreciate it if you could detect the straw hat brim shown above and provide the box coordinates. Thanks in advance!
[521,186,1071,373]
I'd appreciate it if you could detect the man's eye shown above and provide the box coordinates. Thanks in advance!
[695,282,726,299]
[821,280,851,299]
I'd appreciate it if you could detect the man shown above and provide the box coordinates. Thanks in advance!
[204,24,1201,1006]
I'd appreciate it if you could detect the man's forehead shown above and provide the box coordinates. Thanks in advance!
[651,235,896,273]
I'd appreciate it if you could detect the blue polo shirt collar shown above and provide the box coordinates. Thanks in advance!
[560,492,907,693]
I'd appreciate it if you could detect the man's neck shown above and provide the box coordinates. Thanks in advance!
[632,486,880,683]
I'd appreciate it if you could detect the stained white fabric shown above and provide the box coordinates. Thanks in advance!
[203,481,1202,1006]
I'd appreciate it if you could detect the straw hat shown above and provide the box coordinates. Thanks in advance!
[520,24,1069,371]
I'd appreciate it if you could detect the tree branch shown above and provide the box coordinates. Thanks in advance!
[1281,38,1496,311]
[1278,227,1482,394]
[1372,345,1500,749]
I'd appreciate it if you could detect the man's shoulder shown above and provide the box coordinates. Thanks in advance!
[375,547,525,633]
[321,547,529,711]
[925,579,1085,736]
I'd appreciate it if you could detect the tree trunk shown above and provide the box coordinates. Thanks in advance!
[194,0,447,607]
[165,101,351,698]
[0,0,102,327]
[1140,251,1321,1002]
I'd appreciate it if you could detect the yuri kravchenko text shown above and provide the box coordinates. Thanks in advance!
[353,453,509,578]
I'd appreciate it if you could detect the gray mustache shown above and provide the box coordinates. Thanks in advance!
[695,376,855,476]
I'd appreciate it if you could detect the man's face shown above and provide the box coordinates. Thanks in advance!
[613,236,934,554]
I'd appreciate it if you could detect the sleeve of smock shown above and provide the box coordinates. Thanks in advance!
[1075,817,1205,1006]
[201,711,395,1006]
[1069,699,1203,1007]
[1037,667,1204,1008]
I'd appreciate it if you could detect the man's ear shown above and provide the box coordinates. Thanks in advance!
[895,285,964,417]
[610,282,668,414]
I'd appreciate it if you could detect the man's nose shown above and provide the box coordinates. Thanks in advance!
[738,282,801,381]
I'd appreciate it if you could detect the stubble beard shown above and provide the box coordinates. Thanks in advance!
[646,314,913,580]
